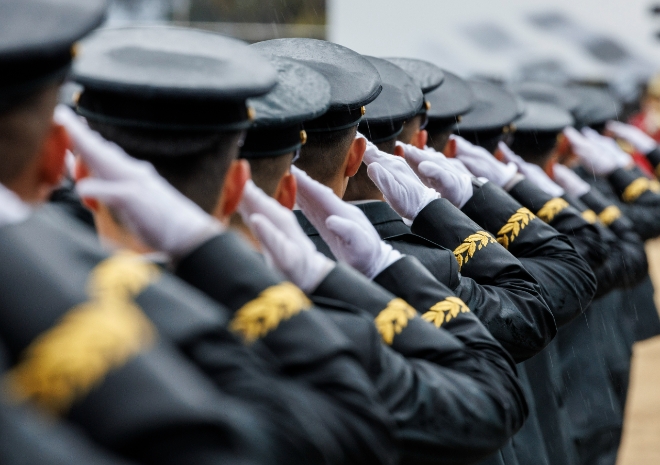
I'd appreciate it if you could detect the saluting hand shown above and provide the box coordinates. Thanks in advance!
[453,135,519,188]
[396,141,474,208]
[563,127,632,177]
[606,121,658,155]
[292,165,402,280]
[498,142,565,197]
[54,105,223,259]
[239,180,335,293]
[552,164,592,198]
[356,133,439,222]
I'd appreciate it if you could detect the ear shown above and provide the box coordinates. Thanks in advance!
[217,159,250,220]
[274,171,297,210]
[393,145,405,158]
[443,138,457,158]
[36,123,69,191]
[412,129,428,149]
[344,136,367,177]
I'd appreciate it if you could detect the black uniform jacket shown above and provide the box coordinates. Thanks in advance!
[0,206,396,465]
[0,342,134,465]
[176,228,525,465]
[295,202,555,363]
[314,261,527,464]
[459,181,597,327]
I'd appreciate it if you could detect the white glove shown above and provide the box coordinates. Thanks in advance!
[292,165,402,279]
[0,183,31,226]
[498,142,565,197]
[582,127,634,172]
[239,180,335,293]
[552,164,592,198]
[563,127,628,176]
[606,121,658,154]
[398,142,474,208]
[357,133,439,221]
[54,105,224,258]
[453,135,518,187]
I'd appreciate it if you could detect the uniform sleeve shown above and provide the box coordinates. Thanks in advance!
[175,232,397,465]
[312,262,527,465]
[459,181,597,327]
[606,166,660,240]
[578,188,649,295]
[407,197,556,361]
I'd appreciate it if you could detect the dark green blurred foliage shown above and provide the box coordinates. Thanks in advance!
[190,0,326,24]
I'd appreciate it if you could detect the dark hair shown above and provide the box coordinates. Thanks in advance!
[248,152,294,196]
[88,122,241,213]
[0,84,60,185]
[294,125,357,184]
[397,115,423,144]
[509,131,558,166]
[425,122,454,153]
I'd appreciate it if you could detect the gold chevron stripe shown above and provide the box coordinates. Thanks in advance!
[453,231,497,270]
[537,198,569,223]
[598,205,622,226]
[422,297,471,328]
[496,208,535,249]
[230,282,311,343]
[375,298,417,345]
[3,252,159,415]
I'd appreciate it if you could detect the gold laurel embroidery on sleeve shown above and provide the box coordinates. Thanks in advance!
[536,198,570,223]
[453,231,497,270]
[374,298,417,345]
[622,177,651,203]
[3,251,160,415]
[229,282,311,343]
[422,296,470,328]
[598,205,622,226]
[655,164,660,180]
[496,208,535,249]
[650,179,660,193]
[581,209,598,224]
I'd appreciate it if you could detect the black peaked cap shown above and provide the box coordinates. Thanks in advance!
[0,0,107,112]
[513,100,574,133]
[456,80,521,132]
[510,81,581,114]
[252,39,382,132]
[383,58,445,94]
[426,70,474,121]
[358,56,424,143]
[569,85,622,128]
[241,56,331,158]
[73,26,278,131]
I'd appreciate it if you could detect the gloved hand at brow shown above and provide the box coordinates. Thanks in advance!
[356,132,439,221]
[453,135,519,188]
[606,121,658,155]
[498,142,565,197]
[292,165,402,280]
[552,164,592,198]
[238,179,336,294]
[55,104,224,259]
[397,141,474,208]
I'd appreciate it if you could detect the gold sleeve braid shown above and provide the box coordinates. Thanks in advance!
[536,198,569,223]
[374,298,417,345]
[496,208,535,249]
[598,206,622,226]
[621,177,660,203]
[422,297,470,328]
[229,282,311,343]
[3,252,160,415]
[453,231,497,270]
[581,209,598,224]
